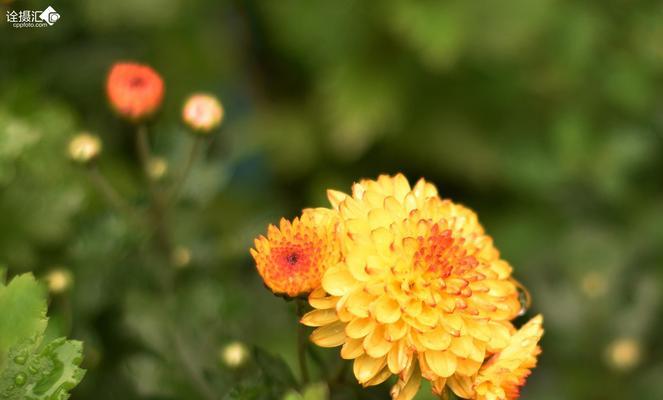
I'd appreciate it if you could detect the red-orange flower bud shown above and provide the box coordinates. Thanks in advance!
[106,62,164,121]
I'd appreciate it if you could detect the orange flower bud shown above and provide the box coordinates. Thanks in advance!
[106,62,164,121]
[250,209,340,298]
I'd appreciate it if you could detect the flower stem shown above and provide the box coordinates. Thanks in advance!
[168,135,203,204]
[135,124,217,400]
[296,299,310,385]
[85,162,137,219]
[135,124,173,257]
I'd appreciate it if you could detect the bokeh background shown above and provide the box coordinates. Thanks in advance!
[2,0,663,399]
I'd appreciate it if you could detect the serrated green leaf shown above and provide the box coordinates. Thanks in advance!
[0,274,85,399]
[0,274,47,360]
[0,336,85,400]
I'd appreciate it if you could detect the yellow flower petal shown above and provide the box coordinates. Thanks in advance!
[345,289,374,318]
[327,189,348,209]
[424,350,457,378]
[455,357,481,376]
[364,366,391,387]
[487,321,512,352]
[368,208,393,230]
[341,337,364,359]
[449,335,475,359]
[385,319,409,341]
[308,287,338,310]
[431,377,447,396]
[416,306,438,327]
[345,317,376,339]
[417,326,452,351]
[322,265,356,296]
[310,321,346,347]
[387,339,409,374]
[447,374,474,398]
[390,361,421,400]
[392,173,411,200]
[364,324,393,358]
[353,354,387,384]
[372,295,402,324]
[301,308,339,327]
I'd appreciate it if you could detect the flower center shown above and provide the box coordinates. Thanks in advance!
[273,244,314,275]
[286,253,299,265]
[414,224,478,278]
[128,76,146,88]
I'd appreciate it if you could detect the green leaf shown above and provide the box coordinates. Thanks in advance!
[0,336,85,400]
[0,274,85,399]
[223,348,297,400]
[0,274,47,359]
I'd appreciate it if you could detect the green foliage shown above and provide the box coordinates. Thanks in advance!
[0,274,47,356]
[0,274,85,399]
[283,382,329,400]
[223,349,297,400]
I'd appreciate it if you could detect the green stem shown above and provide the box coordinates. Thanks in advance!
[135,124,217,400]
[85,163,136,218]
[135,124,173,258]
[296,299,310,385]
[167,309,217,400]
[169,135,203,204]
[333,359,349,384]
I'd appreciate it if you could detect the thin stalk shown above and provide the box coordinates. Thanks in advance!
[296,299,310,385]
[333,359,349,384]
[167,311,217,400]
[168,135,203,204]
[135,124,217,400]
[135,124,173,257]
[85,163,138,219]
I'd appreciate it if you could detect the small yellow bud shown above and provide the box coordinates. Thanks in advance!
[606,337,641,371]
[171,246,192,268]
[147,157,168,181]
[182,93,223,133]
[581,271,607,298]
[220,341,248,368]
[68,133,102,163]
[45,268,73,294]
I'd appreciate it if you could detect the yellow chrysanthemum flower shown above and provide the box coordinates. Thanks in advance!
[471,315,543,400]
[251,208,340,297]
[301,174,523,399]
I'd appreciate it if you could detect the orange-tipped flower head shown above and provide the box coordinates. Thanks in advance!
[182,93,224,133]
[251,209,340,298]
[106,62,164,121]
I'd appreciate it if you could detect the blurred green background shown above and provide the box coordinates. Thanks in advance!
[1,0,663,399]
